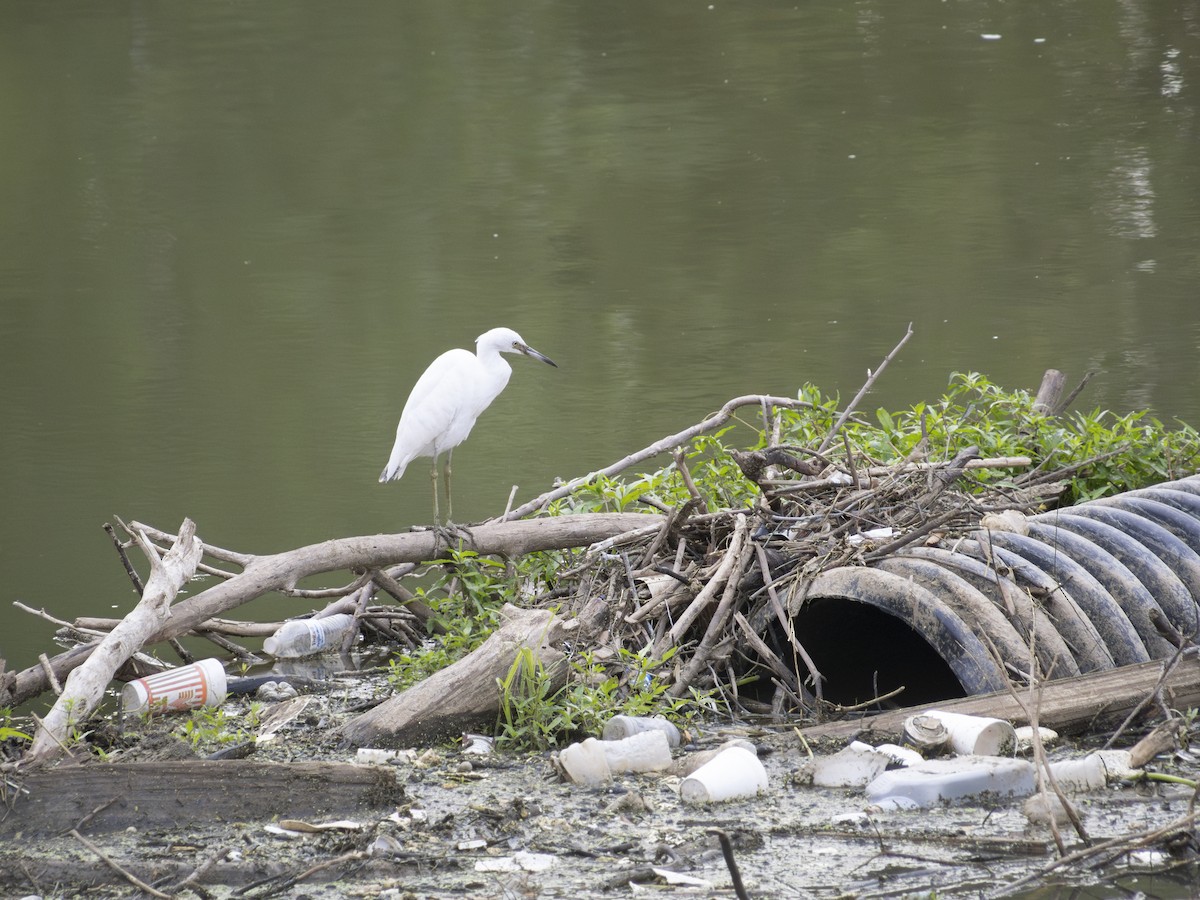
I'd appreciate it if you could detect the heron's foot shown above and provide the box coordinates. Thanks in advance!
[431,521,474,548]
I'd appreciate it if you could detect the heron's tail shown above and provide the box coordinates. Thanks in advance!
[379,457,408,483]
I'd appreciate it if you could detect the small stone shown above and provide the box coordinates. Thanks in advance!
[1024,790,1074,826]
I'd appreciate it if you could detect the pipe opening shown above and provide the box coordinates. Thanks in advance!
[784,597,967,707]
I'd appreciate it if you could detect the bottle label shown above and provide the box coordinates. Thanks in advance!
[308,620,330,650]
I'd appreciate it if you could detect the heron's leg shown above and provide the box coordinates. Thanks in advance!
[430,454,441,526]
[444,448,454,524]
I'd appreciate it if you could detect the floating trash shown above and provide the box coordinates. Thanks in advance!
[122,658,227,716]
[866,756,1036,808]
[680,746,768,804]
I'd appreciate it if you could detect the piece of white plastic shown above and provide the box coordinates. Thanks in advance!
[680,746,768,804]
[671,739,757,777]
[559,739,610,785]
[866,756,1035,807]
[812,744,891,788]
[599,730,673,774]
[875,743,924,767]
[1048,754,1107,793]
[356,748,413,765]
[1093,749,1139,779]
[1014,725,1059,753]
[559,732,673,786]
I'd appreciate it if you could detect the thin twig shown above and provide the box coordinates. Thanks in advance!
[660,516,749,652]
[1057,370,1097,414]
[38,654,62,695]
[673,448,707,513]
[70,828,174,899]
[126,520,254,568]
[816,323,914,456]
[496,394,818,522]
[12,602,107,638]
[168,845,232,894]
[989,808,1200,898]
[235,849,368,899]
[104,521,144,594]
[73,796,120,833]
[754,543,823,706]
[709,829,752,900]
[1102,650,1186,750]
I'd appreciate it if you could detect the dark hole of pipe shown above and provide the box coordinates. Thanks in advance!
[753,598,968,708]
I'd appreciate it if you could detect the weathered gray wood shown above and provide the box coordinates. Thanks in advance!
[28,519,203,762]
[10,513,661,707]
[339,604,568,747]
[0,760,402,836]
[1033,369,1067,415]
[799,656,1200,744]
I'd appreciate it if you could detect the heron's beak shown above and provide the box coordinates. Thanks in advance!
[519,343,558,368]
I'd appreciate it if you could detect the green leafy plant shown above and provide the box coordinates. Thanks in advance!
[494,644,711,752]
[765,373,1200,504]
[495,646,567,752]
[174,703,262,751]
[385,548,522,692]
[0,707,31,743]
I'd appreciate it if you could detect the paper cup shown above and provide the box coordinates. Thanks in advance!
[558,737,612,786]
[680,746,768,804]
[122,658,228,715]
[921,709,1016,756]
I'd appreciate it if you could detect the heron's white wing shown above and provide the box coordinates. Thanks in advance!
[391,348,476,461]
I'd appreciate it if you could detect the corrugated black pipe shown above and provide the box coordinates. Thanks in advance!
[783,474,1200,707]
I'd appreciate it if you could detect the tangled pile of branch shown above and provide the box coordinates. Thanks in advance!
[548,444,1061,715]
[5,325,1111,760]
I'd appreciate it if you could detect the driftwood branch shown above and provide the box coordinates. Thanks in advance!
[8,514,660,708]
[27,519,203,762]
[1032,369,1067,415]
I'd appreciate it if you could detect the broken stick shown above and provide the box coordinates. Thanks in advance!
[27,519,203,763]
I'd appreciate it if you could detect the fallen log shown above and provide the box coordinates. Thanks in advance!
[0,759,402,836]
[798,654,1200,745]
[8,513,660,707]
[339,604,568,747]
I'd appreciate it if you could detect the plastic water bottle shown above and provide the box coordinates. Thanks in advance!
[601,715,682,747]
[263,613,356,658]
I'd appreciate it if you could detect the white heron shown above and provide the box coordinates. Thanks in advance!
[379,326,558,523]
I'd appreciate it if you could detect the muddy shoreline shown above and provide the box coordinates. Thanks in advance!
[6,669,1199,899]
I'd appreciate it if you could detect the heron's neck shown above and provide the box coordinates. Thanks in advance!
[477,347,509,370]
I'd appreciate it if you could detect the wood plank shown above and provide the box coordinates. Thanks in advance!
[799,655,1200,744]
[0,760,402,836]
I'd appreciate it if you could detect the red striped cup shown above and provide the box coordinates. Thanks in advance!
[121,658,228,716]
